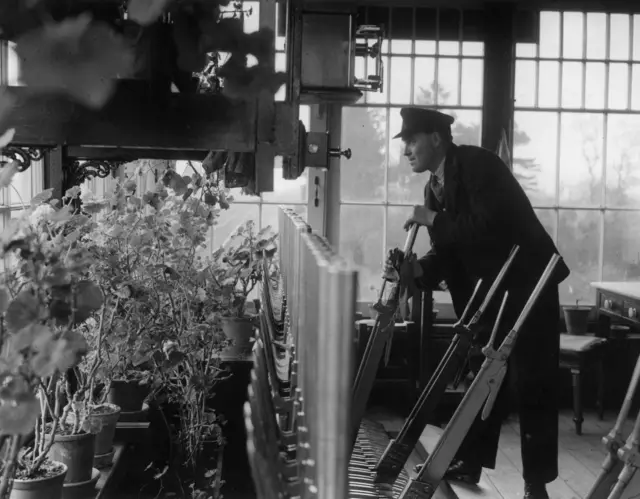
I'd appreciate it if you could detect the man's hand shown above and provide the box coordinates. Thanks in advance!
[404,205,437,230]
[382,250,423,287]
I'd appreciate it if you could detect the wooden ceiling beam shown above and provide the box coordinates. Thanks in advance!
[1,82,259,153]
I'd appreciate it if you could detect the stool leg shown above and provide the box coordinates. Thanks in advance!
[571,368,584,435]
[597,359,605,421]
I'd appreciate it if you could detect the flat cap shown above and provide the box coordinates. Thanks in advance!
[393,107,455,139]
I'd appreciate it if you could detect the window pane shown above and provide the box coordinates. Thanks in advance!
[515,60,536,108]
[386,206,432,258]
[366,56,390,105]
[516,44,537,58]
[415,40,436,55]
[513,111,558,206]
[586,13,607,60]
[436,58,460,106]
[606,114,640,208]
[10,162,43,205]
[445,109,482,146]
[462,42,484,56]
[390,56,412,104]
[610,14,630,61]
[242,1,260,33]
[460,59,483,107]
[438,41,460,56]
[261,161,308,204]
[414,57,436,105]
[561,62,582,109]
[585,62,606,109]
[387,108,424,204]
[391,40,412,55]
[340,107,384,202]
[339,205,384,301]
[557,209,601,305]
[608,63,629,110]
[559,113,604,207]
[340,107,387,203]
[212,203,260,248]
[534,208,557,243]
[634,15,640,60]
[7,42,21,86]
[603,211,640,281]
[563,12,584,59]
[261,204,306,233]
[538,61,560,108]
[633,64,640,110]
[539,12,561,59]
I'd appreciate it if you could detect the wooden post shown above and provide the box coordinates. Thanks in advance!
[481,3,515,155]
[44,146,65,201]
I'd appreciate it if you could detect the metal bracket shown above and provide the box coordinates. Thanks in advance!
[63,159,126,189]
[3,146,54,172]
[354,24,385,93]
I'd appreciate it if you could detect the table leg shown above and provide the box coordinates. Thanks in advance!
[571,368,584,435]
[597,359,605,421]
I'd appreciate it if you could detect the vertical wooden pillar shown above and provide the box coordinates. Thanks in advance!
[255,0,278,193]
[44,146,65,201]
[481,2,516,157]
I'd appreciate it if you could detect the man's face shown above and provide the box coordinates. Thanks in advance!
[403,132,442,174]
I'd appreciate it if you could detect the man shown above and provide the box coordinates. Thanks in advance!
[389,107,570,499]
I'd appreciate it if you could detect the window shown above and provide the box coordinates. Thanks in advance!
[514,11,640,305]
[199,1,309,250]
[339,7,484,307]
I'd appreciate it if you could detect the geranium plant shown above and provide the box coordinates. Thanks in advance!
[211,220,278,319]
[0,172,102,497]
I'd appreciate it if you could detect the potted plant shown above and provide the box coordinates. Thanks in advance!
[563,285,592,336]
[0,180,101,499]
[78,165,232,498]
[211,220,278,359]
[64,305,123,468]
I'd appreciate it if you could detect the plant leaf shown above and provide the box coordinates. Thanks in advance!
[0,128,15,149]
[127,0,173,26]
[75,281,104,323]
[16,15,134,109]
[30,188,54,207]
[5,290,39,334]
[0,386,40,436]
[0,161,19,189]
[0,288,9,314]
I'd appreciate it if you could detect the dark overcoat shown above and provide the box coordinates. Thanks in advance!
[414,143,570,484]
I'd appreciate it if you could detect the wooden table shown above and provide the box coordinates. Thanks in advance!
[591,281,640,411]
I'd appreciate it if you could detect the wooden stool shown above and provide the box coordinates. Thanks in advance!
[559,334,609,435]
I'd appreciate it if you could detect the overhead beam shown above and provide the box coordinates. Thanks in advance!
[64,146,208,162]
[1,82,258,152]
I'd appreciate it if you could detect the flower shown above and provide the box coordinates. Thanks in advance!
[29,204,55,226]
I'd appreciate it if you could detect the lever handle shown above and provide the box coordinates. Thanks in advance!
[329,148,352,160]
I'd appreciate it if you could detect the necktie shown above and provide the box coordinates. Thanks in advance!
[431,174,444,204]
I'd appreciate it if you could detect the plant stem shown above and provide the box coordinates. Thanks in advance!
[0,436,21,499]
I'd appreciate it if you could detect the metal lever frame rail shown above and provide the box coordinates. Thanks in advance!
[351,225,420,448]
[586,354,640,499]
[397,254,562,499]
[374,245,520,484]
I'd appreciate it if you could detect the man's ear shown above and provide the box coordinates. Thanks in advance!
[431,132,443,148]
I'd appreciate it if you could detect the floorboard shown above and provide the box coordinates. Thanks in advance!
[365,408,639,499]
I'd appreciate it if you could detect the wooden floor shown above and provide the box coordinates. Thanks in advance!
[368,408,639,499]
[485,410,637,499]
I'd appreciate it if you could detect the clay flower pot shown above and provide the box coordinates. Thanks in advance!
[563,306,591,335]
[10,462,67,499]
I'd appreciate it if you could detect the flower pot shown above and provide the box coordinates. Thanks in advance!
[87,404,121,456]
[107,380,149,412]
[220,317,255,359]
[563,306,591,335]
[10,462,67,499]
[47,432,95,484]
